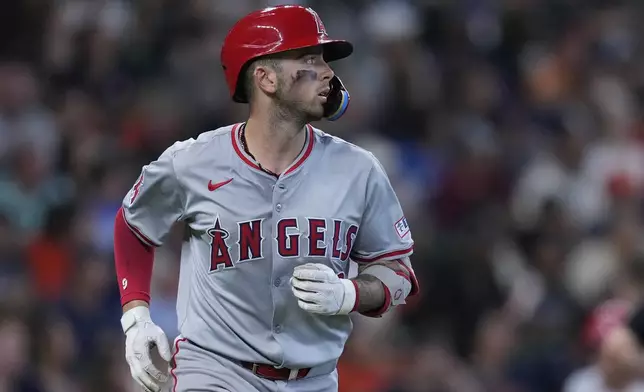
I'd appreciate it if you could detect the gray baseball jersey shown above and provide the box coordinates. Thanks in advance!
[122,123,414,369]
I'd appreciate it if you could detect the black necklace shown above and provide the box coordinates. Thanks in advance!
[239,124,254,159]
[240,124,279,177]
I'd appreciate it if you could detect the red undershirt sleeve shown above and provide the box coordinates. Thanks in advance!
[114,206,155,306]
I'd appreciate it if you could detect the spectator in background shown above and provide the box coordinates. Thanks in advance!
[29,315,80,392]
[565,212,644,310]
[468,313,519,392]
[26,204,76,303]
[510,122,603,233]
[385,340,483,392]
[0,144,74,239]
[57,253,120,366]
[0,63,60,169]
[0,312,35,392]
[0,212,25,276]
[564,299,644,392]
[338,331,397,392]
[413,211,509,359]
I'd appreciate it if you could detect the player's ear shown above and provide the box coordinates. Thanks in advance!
[255,65,279,96]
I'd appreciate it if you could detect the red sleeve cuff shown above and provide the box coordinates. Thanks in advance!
[121,292,151,305]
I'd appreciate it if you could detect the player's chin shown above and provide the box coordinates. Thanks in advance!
[308,111,324,121]
[305,102,325,121]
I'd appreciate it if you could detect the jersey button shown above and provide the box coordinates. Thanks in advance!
[275,203,282,212]
[274,325,282,334]
[274,278,281,287]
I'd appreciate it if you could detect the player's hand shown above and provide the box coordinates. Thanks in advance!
[290,263,356,316]
[121,306,172,392]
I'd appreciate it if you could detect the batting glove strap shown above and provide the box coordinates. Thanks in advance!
[338,278,357,315]
[121,306,152,334]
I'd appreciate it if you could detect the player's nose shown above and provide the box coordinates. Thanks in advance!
[318,60,334,82]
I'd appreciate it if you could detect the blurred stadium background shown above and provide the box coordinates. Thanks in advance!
[2,0,644,391]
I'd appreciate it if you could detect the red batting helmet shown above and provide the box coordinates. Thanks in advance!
[221,5,353,112]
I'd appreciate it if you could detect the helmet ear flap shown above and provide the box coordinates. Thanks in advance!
[323,76,350,121]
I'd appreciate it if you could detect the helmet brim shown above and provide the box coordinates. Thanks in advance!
[320,40,353,62]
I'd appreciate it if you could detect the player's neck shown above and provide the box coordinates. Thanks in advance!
[244,114,307,175]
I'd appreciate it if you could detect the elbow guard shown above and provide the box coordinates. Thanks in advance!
[359,263,412,312]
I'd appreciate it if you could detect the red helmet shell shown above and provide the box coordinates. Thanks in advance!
[221,5,353,103]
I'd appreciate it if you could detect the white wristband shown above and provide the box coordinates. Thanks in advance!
[338,279,357,315]
[120,306,151,334]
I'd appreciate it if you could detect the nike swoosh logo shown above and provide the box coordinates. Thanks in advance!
[208,178,233,191]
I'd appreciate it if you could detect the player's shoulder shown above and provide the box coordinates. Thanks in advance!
[310,125,382,173]
[162,123,237,161]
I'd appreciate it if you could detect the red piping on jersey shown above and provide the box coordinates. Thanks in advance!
[121,208,160,247]
[231,123,262,171]
[351,244,414,263]
[114,206,155,306]
[171,337,188,392]
[284,124,315,175]
[231,123,315,175]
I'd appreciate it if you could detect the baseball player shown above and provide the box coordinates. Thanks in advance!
[114,5,419,392]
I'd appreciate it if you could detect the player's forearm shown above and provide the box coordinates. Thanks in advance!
[352,275,386,313]
[352,258,416,316]
[114,207,155,307]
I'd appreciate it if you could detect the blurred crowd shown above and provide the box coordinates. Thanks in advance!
[2,0,644,391]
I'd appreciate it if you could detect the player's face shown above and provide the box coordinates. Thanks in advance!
[273,47,334,121]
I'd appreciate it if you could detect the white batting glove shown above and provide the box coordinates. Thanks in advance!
[121,306,172,392]
[290,263,356,316]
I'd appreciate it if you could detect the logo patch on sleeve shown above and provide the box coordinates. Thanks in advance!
[129,172,144,205]
[394,216,410,238]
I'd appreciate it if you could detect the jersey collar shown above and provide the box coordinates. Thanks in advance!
[231,123,315,177]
